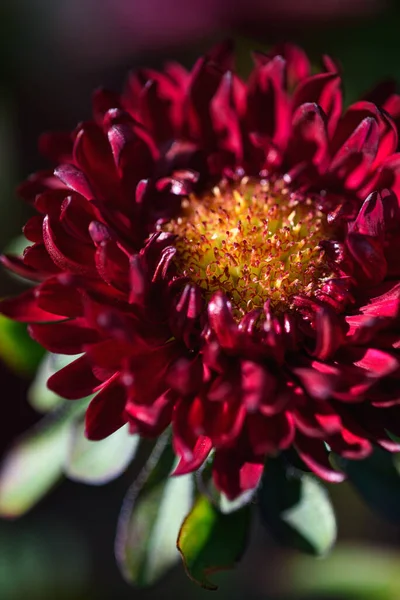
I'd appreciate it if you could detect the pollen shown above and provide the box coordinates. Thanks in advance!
[163,178,335,316]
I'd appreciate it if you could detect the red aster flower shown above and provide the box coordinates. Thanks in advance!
[1,42,400,502]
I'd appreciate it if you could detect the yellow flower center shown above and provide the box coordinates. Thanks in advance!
[163,177,335,316]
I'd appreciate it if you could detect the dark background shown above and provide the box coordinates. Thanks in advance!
[0,0,400,598]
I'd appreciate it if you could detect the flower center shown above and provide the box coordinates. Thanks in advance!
[164,177,335,316]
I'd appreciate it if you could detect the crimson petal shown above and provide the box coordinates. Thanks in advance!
[85,374,128,440]
[54,164,94,200]
[212,450,264,500]
[29,320,99,355]
[0,288,66,323]
[47,355,104,400]
[173,436,212,476]
[295,434,345,483]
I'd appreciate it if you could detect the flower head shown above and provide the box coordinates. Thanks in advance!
[2,42,400,500]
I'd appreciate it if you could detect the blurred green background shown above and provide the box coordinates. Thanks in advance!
[1,0,400,598]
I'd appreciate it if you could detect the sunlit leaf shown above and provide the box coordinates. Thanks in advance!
[177,494,250,590]
[65,420,139,485]
[0,314,44,376]
[116,434,194,586]
[0,400,88,518]
[258,458,336,556]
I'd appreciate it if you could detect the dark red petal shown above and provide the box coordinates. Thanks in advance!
[295,434,345,483]
[39,131,73,163]
[206,40,235,71]
[73,123,120,202]
[173,397,205,461]
[332,102,397,173]
[207,291,238,350]
[204,400,246,448]
[328,429,372,460]
[60,195,100,243]
[92,88,122,125]
[42,215,96,276]
[364,154,400,197]
[212,450,264,500]
[167,356,203,396]
[85,339,137,370]
[271,44,311,89]
[54,164,94,200]
[241,361,277,413]
[36,275,84,317]
[172,435,212,476]
[208,372,239,402]
[211,72,244,160]
[293,72,342,136]
[359,282,400,318]
[184,48,232,144]
[23,215,44,243]
[29,320,99,355]
[329,116,379,190]
[18,170,65,203]
[246,412,294,455]
[170,283,203,349]
[21,244,60,276]
[47,355,103,400]
[95,240,130,292]
[322,54,341,75]
[288,103,329,170]
[85,374,128,440]
[138,78,182,144]
[125,389,175,434]
[349,347,399,379]
[34,189,70,216]
[294,401,342,438]
[0,254,43,282]
[108,122,156,194]
[246,55,290,151]
[346,232,387,285]
[124,343,181,408]
[293,365,337,401]
[345,314,391,346]
[164,61,189,88]
[350,191,385,238]
[0,288,65,323]
[129,254,148,305]
[312,307,345,361]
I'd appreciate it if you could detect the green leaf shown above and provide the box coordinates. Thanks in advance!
[28,353,81,413]
[0,401,87,518]
[258,458,336,556]
[116,434,194,587]
[336,449,400,524]
[0,314,45,376]
[177,494,251,590]
[65,421,139,485]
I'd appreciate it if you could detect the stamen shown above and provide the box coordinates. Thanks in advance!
[163,178,335,316]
